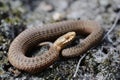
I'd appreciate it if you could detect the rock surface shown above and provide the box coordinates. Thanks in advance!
[0,0,120,80]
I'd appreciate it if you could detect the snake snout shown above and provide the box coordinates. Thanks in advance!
[53,32,76,51]
[63,32,76,43]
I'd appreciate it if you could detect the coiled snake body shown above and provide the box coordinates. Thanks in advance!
[8,20,104,73]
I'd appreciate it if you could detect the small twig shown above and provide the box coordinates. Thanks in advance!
[102,11,120,40]
[73,53,87,78]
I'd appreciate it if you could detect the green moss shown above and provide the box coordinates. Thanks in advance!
[117,30,120,36]
[0,1,9,11]
[0,68,4,75]
[0,1,26,79]
[0,34,4,45]
[5,17,21,24]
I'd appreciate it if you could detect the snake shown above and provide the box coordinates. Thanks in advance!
[8,20,104,73]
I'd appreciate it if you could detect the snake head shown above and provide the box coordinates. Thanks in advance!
[53,32,76,51]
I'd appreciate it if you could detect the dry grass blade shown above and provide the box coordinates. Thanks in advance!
[102,11,120,40]
[73,53,87,78]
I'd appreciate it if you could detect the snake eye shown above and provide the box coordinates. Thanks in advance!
[65,36,70,40]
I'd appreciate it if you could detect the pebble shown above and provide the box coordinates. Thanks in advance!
[52,12,64,21]
[8,68,21,77]
[117,45,120,52]
[66,11,81,19]
[39,2,53,12]
[66,0,98,19]
[99,0,109,7]
[47,0,69,11]
[15,76,27,80]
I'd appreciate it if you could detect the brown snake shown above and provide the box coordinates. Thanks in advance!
[8,20,104,73]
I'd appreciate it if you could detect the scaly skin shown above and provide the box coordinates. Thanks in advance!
[8,20,104,73]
